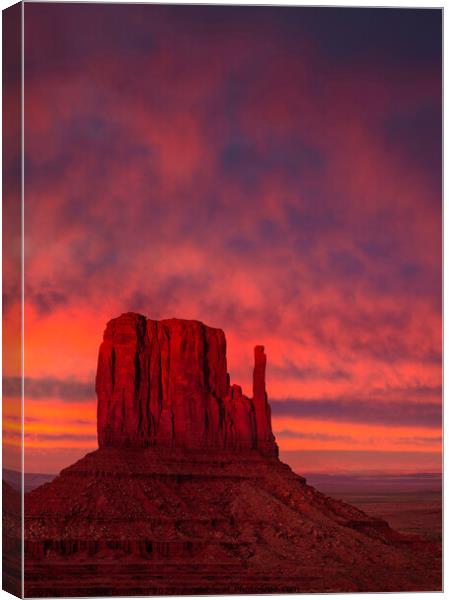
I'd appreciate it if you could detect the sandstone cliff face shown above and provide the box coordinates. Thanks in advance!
[96,313,277,453]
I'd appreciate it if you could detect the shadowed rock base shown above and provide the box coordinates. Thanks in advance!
[25,447,441,596]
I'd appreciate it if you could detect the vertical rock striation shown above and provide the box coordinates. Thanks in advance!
[96,313,278,454]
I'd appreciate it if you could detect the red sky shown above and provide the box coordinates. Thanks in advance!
[3,5,442,475]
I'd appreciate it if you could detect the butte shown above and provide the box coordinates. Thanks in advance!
[24,313,441,596]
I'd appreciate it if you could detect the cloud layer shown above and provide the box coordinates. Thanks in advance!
[5,5,440,474]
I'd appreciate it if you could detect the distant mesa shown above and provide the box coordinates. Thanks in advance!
[96,313,277,454]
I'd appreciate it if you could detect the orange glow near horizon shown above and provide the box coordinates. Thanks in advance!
[3,5,440,476]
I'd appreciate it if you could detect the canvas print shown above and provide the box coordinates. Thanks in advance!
[2,2,442,597]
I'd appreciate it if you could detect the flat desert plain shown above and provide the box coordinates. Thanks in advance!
[305,473,442,541]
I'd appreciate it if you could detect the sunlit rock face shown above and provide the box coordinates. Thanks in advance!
[96,312,277,454]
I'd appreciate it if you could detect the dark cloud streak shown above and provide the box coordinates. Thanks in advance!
[272,395,441,428]
[5,377,94,402]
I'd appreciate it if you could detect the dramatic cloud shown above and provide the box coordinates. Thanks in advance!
[271,396,441,428]
[5,5,440,474]
[276,430,354,443]
[5,376,94,401]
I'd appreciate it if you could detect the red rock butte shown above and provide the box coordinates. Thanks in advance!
[21,313,441,597]
[96,313,277,454]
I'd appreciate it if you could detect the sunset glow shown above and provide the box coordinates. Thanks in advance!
[4,5,441,475]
